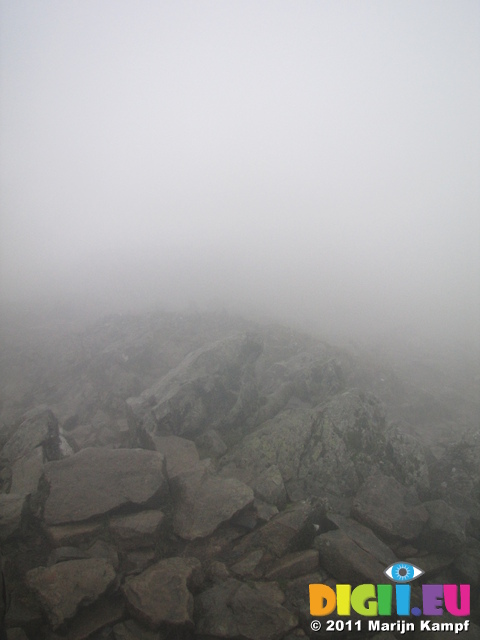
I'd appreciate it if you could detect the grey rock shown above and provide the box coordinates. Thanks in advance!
[233,500,314,559]
[44,521,103,547]
[171,464,254,540]
[454,546,480,586]
[0,493,24,540]
[25,558,116,628]
[109,510,164,549]
[352,473,429,542]
[43,447,167,524]
[196,428,228,457]
[122,557,202,628]
[150,435,199,479]
[127,334,262,440]
[420,500,467,554]
[314,529,387,583]
[113,619,161,640]
[265,550,319,581]
[9,447,44,496]
[220,408,313,493]
[326,514,397,566]
[196,578,298,640]
[47,546,90,566]
[1,407,61,463]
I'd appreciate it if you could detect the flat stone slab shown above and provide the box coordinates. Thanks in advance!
[43,447,166,525]
[172,465,254,540]
[151,435,199,478]
[0,493,24,540]
[265,549,319,580]
[314,529,388,583]
[122,557,201,628]
[352,473,428,542]
[109,510,164,549]
[26,558,116,628]
[196,578,298,640]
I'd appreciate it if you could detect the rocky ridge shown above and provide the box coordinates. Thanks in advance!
[0,310,479,639]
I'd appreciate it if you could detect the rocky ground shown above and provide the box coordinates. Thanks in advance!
[0,309,479,639]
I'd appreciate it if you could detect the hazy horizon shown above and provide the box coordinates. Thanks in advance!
[1,1,479,344]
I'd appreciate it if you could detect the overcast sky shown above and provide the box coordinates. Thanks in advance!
[1,1,479,341]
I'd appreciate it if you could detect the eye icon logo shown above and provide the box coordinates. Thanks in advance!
[384,562,424,583]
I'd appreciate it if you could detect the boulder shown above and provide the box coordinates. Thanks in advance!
[352,473,429,542]
[43,447,167,525]
[127,334,262,440]
[196,578,298,640]
[1,407,61,463]
[171,464,254,540]
[151,435,199,479]
[419,500,467,554]
[326,514,397,566]
[232,500,315,560]
[0,494,24,540]
[219,407,313,500]
[196,428,228,457]
[9,447,44,496]
[25,558,116,628]
[265,550,319,581]
[109,510,164,549]
[314,529,387,583]
[113,619,161,639]
[298,391,389,498]
[122,557,202,629]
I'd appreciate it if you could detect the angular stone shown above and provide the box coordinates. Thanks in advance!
[109,510,164,549]
[314,529,387,583]
[233,500,313,559]
[122,557,202,628]
[196,578,298,640]
[44,521,103,547]
[1,407,60,462]
[53,595,124,640]
[265,549,319,581]
[253,465,288,508]
[43,447,166,524]
[171,465,254,540]
[327,514,397,565]
[0,493,24,540]
[25,558,116,628]
[352,474,428,542]
[9,447,44,496]
[231,550,265,578]
[419,500,467,554]
[113,619,161,639]
[151,435,199,479]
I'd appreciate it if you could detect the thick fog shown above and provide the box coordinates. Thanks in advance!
[1,1,479,344]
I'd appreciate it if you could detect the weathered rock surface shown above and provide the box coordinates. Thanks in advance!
[419,500,467,554]
[314,529,390,583]
[1,310,479,639]
[171,463,254,540]
[232,500,316,560]
[9,447,44,496]
[151,435,199,478]
[1,407,61,463]
[264,550,319,581]
[122,557,201,628]
[196,578,298,640]
[0,493,24,540]
[109,510,164,549]
[127,333,263,441]
[352,473,429,542]
[326,514,397,566]
[43,447,167,524]
[25,558,116,628]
